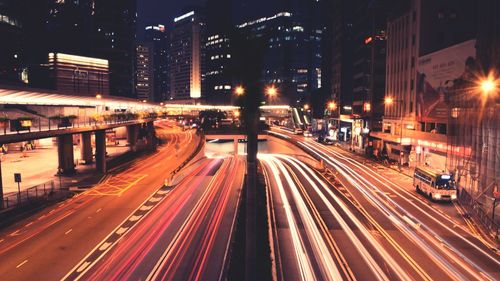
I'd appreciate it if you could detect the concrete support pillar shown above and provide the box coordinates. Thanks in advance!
[234,137,239,155]
[57,134,75,175]
[127,124,139,152]
[80,132,93,164]
[146,121,157,150]
[95,130,106,173]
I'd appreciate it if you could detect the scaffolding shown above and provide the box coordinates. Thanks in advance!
[447,82,499,235]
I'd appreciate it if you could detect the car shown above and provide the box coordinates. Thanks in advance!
[303,131,313,137]
[293,128,304,135]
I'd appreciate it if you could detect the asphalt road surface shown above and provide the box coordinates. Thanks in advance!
[264,128,499,281]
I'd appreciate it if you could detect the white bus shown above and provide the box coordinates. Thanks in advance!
[414,167,457,201]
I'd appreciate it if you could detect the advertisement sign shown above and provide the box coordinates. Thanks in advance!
[416,40,476,122]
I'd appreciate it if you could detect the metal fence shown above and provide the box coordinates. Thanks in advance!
[458,189,499,240]
[1,180,65,209]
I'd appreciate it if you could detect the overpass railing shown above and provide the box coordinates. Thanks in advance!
[0,113,162,137]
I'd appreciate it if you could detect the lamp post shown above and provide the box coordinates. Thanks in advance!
[385,97,406,167]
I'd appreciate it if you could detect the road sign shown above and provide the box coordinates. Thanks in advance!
[14,173,21,183]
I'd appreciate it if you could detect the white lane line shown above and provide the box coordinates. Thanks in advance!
[16,260,28,268]
[25,222,34,227]
[149,197,161,203]
[76,262,91,273]
[9,230,21,237]
[99,242,112,251]
[129,215,143,222]
[65,229,73,235]
[96,208,102,213]
[38,215,46,220]
[139,205,153,211]
[116,227,129,235]
[0,239,4,243]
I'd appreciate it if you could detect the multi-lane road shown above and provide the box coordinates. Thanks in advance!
[0,123,245,281]
[264,127,499,281]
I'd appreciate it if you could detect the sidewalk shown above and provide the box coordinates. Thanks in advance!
[1,140,129,195]
[335,141,415,178]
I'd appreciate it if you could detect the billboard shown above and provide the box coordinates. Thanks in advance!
[416,40,476,122]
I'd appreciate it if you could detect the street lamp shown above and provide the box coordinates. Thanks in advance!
[328,101,337,111]
[235,85,245,96]
[480,77,497,96]
[303,104,310,111]
[266,85,278,97]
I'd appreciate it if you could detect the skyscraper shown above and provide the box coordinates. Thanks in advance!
[237,11,321,105]
[135,43,154,102]
[204,0,233,104]
[92,0,137,98]
[169,10,204,101]
[12,0,137,98]
[144,24,169,102]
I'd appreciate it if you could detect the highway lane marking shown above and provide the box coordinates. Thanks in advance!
[76,262,91,273]
[37,215,46,220]
[16,260,28,268]
[129,215,143,222]
[149,197,162,203]
[96,208,102,213]
[99,242,112,251]
[140,205,153,211]
[0,239,4,243]
[9,230,21,236]
[65,229,73,235]
[116,227,129,235]
[25,222,34,227]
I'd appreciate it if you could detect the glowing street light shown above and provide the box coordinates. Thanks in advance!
[480,78,497,95]
[328,101,337,111]
[303,104,310,110]
[384,96,394,105]
[266,85,278,97]
[234,110,241,118]
[235,85,245,96]
[96,94,102,99]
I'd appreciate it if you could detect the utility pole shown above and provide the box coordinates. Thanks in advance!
[233,31,266,281]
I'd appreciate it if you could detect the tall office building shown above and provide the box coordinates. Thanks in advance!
[144,24,169,102]
[0,0,23,84]
[11,0,137,98]
[135,43,154,102]
[204,0,233,104]
[169,11,204,101]
[92,0,137,98]
[370,0,477,171]
[237,11,322,105]
[350,0,390,148]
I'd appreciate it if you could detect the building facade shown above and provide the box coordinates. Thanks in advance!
[135,43,154,102]
[169,11,204,101]
[371,0,477,171]
[5,0,136,98]
[237,11,322,106]
[144,24,169,102]
[204,0,233,105]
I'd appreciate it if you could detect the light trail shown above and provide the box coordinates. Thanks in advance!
[260,155,318,281]
[304,140,500,265]
[297,141,495,280]
[274,154,411,281]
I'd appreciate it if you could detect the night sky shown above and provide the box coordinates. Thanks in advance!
[137,0,282,38]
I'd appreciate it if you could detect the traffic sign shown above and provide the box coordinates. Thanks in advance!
[14,173,21,183]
